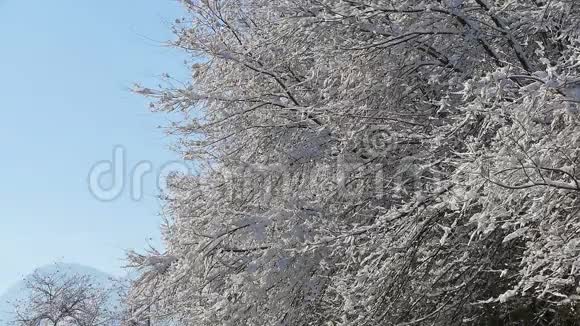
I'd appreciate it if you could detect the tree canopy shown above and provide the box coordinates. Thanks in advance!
[9,270,115,326]
[128,0,580,324]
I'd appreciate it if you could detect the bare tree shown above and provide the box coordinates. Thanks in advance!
[9,270,115,326]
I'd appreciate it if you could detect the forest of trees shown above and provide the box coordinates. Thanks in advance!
[92,0,580,325]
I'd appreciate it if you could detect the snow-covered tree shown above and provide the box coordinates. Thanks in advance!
[9,270,115,326]
[129,0,580,324]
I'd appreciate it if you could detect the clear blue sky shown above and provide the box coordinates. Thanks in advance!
[0,0,188,293]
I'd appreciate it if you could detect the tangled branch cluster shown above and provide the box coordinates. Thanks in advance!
[128,1,580,325]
